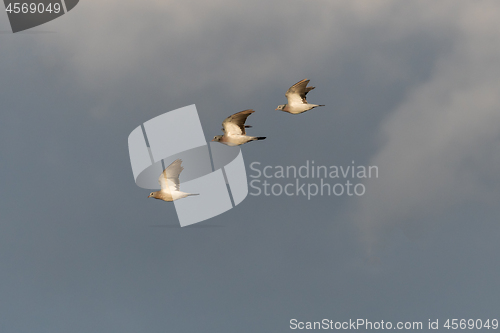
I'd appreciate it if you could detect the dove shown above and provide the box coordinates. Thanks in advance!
[276,79,325,114]
[212,109,266,146]
[147,159,198,202]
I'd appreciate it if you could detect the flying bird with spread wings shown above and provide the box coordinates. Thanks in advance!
[212,109,266,146]
[276,79,325,114]
[147,159,198,202]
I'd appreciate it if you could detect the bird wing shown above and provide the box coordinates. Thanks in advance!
[221,109,255,135]
[158,159,183,192]
[305,86,315,95]
[285,79,310,105]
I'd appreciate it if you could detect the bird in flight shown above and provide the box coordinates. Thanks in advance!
[212,109,266,146]
[147,159,198,201]
[276,79,325,114]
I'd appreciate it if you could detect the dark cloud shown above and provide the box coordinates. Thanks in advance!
[1,1,500,332]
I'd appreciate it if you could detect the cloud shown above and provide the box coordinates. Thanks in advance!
[34,1,445,97]
[5,0,498,247]
[352,0,500,248]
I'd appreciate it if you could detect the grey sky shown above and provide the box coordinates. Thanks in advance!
[1,1,500,332]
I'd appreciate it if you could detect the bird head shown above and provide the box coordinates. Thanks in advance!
[212,135,223,142]
[148,192,156,198]
[275,104,286,111]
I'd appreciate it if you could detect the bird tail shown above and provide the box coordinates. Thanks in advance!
[254,137,266,141]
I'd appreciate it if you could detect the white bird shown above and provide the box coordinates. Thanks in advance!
[276,79,325,114]
[212,109,266,146]
[147,159,198,202]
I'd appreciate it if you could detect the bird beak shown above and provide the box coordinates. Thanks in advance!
[211,138,215,141]
[147,194,151,198]
[275,108,279,110]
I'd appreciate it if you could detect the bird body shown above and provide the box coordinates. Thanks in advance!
[276,79,324,114]
[148,191,194,202]
[212,109,266,146]
[213,134,265,146]
[147,159,198,202]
